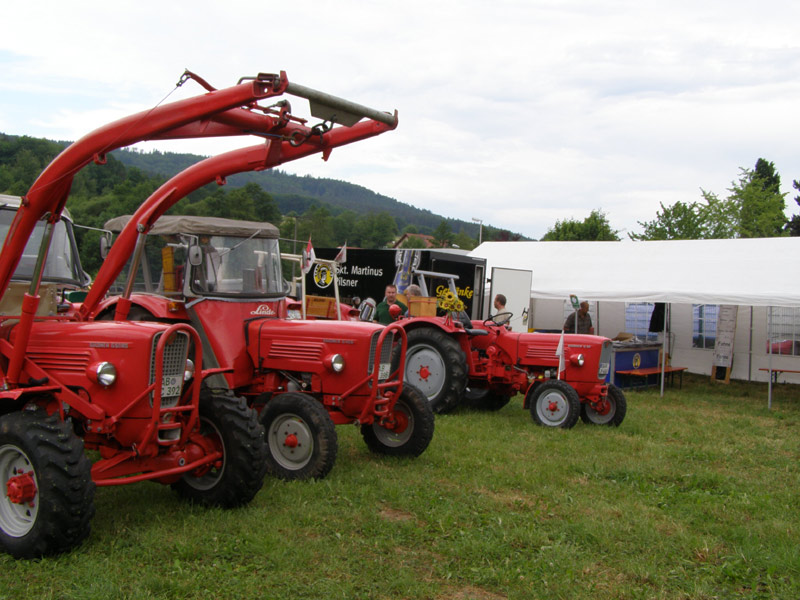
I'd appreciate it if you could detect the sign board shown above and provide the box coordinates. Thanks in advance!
[711,304,738,382]
[302,248,486,318]
[569,294,580,310]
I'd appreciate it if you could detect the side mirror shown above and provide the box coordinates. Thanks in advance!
[359,297,376,322]
[99,234,110,259]
[188,245,203,266]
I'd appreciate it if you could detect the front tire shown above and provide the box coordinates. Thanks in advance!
[0,411,95,558]
[260,393,338,481]
[402,327,467,414]
[172,392,267,507]
[581,384,627,426]
[528,380,580,429]
[361,384,434,457]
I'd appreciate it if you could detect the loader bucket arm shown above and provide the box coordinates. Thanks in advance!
[80,114,397,318]
[0,71,397,299]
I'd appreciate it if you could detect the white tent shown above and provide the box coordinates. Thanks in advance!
[469,238,800,307]
[469,238,800,402]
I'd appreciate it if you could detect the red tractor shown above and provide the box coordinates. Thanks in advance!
[391,272,626,428]
[0,71,318,557]
[78,76,433,482]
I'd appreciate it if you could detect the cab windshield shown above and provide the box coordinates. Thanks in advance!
[188,235,287,297]
[0,207,86,287]
[113,232,288,299]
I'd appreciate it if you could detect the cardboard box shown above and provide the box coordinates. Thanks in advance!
[408,296,438,317]
[306,295,337,319]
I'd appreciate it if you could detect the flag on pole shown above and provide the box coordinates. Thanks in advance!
[555,329,565,380]
[301,238,316,275]
[334,242,347,264]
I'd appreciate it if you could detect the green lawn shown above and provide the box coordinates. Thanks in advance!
[2,374,799,600]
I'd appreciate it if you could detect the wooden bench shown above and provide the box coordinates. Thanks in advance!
[758,367,800,384]
[615,366,688,389]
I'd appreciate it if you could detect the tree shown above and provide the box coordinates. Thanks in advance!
[451,231,477,250]
[631,158,787,240]
[541,210,620,241]
[352,212,398,248]
[234,182,280,224]
[732,161,786,238]
[629,201,705,240]
[431,219,453,247]
[784,180,800,236]
[400,235,427,249]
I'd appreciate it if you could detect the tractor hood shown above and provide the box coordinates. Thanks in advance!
[246,318,394,389]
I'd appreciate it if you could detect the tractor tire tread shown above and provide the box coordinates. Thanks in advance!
[0,410,95,558]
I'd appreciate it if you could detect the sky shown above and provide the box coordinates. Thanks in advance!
[2,1,799,240]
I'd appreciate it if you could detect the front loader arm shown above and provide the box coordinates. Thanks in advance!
[0,73,291,296]
[81,113,397,318]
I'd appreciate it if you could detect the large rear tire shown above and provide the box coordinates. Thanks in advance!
[361,384,435,457]
[260,393,338,481]
[0,411,95,558]
[401,327,467,414]
[172,392,267,507]
[528,380,580,429]
[580,384,627,426]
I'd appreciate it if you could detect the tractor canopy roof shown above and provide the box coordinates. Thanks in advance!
[105,214,279,239]
[0,194,78,222]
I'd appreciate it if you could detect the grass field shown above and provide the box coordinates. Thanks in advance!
[2,374,799,599]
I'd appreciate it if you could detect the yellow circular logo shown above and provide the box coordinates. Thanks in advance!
[313,264,333,288]
[632,353,641,369]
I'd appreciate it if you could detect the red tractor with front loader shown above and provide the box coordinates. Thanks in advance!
[389,271,626,428]
[0,70,412,558]
[77,75,433,482]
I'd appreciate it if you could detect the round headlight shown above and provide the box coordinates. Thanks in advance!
[95,362,117,386]
[325,353,345,373]
[570,353,585,367]
[184,358,195,382]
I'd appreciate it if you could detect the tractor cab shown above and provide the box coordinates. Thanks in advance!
[103,214,290,303]
[0,194,91,291]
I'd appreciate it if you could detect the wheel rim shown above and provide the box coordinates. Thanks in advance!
[268,413,314,470]
[184,418,226,491]
[405,343,446,400]
[536,389,570,426]
[0,444,39,537]
[371,401,414,447]
[585,400,615,424]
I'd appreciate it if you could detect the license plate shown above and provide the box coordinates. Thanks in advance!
[161,375,182,398]
[379,363,391,379]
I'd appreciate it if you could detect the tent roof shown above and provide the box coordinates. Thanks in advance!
[469,238,800,307]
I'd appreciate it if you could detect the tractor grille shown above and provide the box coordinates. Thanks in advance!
[28,350,91,373]
[149,330,190,408]
[268,341,324,361]
[368,329,395,381]
[523,344,558,361]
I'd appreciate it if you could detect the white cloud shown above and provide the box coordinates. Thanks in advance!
[2,0,800,239]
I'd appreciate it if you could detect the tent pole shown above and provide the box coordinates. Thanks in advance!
[748,307,753,382]
[768,307,773,410]
[660,303,668,397]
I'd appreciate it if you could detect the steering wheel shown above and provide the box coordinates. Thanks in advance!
[484,311,512,327]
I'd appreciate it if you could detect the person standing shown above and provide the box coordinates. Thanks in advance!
[563,301,594,334]
[374,283,408,325]
[493,294,507,314]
